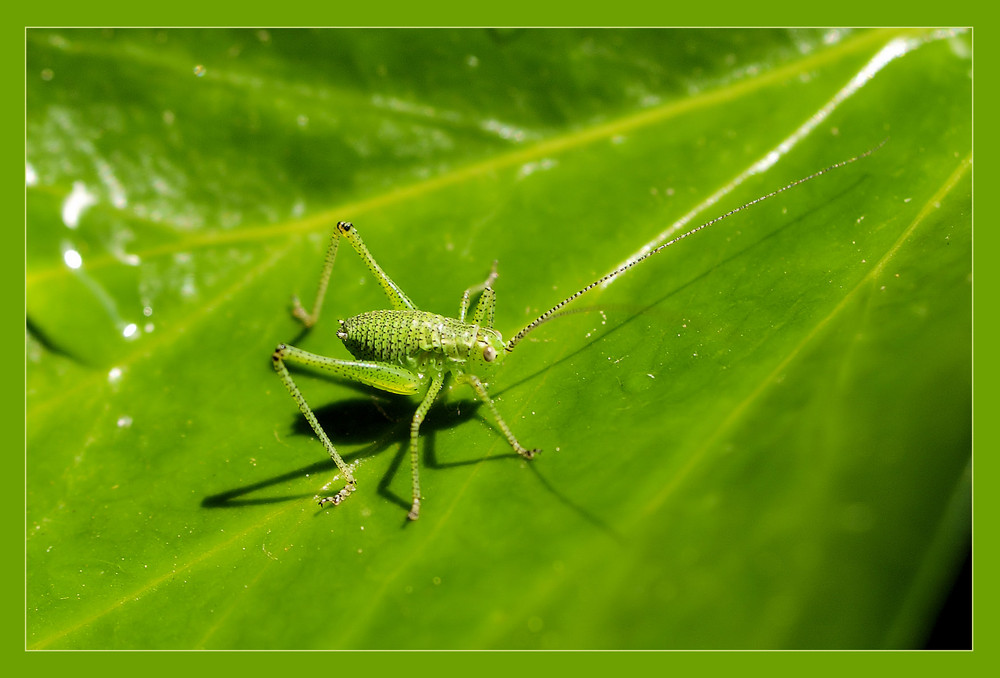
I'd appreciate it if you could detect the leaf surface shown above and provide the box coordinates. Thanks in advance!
[26,28,971,649]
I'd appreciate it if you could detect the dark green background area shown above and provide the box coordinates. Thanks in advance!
[26,28,970,649]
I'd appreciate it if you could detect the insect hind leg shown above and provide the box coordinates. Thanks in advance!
[271,343,425,509]
[292,221,417,328]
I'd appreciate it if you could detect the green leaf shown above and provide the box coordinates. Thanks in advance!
[27,28,970,649]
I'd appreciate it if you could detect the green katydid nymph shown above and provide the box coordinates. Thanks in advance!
[272,143,881,520]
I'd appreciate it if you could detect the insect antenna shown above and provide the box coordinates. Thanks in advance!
[505,140,886,353]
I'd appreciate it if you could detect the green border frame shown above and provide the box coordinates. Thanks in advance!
[12,1,987,672]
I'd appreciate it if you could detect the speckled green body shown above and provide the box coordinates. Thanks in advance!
[338,309,505,379]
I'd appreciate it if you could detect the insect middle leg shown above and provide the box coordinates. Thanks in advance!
[272,343,423,507]
[406,371,446,521]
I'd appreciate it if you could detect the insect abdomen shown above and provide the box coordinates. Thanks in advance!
[339,310,477,365]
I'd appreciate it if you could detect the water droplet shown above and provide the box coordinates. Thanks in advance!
[108,367,123,383]
[63,249,82,270]
[122,323,138,339]
[193,64,206,77]
[117,415,133,428]
[517,158,557,179]
[62,182,97,229]
[481,118,528,143]
[41,68,54,81]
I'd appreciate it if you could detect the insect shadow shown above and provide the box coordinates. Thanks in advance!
[201,389,513,515]
[203,387,618,533]
[308,393,622,536]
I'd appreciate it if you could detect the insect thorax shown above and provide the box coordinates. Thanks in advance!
[338,309,487,368]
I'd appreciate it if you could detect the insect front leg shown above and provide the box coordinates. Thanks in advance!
[458,260,499,324]
[272,343,423,508]
[406,371,446,521]
[464,374,539,460]
[469,287,496,330]
[292,221,417,328]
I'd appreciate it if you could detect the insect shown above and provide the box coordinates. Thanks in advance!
[272,143,881,520]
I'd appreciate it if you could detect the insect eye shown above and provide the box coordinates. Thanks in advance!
[482,345,497,362]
